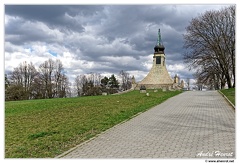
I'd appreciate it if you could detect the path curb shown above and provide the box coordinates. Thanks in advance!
[218,90,235,110]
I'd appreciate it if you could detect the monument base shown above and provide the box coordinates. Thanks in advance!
[134,84,174,90]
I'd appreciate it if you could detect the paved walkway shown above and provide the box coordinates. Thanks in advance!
[60,91,235,158]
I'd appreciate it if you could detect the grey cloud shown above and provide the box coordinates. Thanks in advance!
[5,5,105,34]
[5,5,229,82]
[5,15,63,45]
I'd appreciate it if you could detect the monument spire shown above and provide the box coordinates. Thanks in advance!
[157,29,161,46]
[154,29,165,53]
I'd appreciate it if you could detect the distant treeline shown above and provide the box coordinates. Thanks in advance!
[5,59,133,101]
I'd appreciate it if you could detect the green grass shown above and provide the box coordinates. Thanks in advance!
[5,90,181,158]
[220,88,235,105]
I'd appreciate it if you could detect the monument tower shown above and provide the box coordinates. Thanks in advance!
[136,29,174,89]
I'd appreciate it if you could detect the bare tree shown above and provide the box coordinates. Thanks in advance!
[119,70,132,91]
[39,59,55,98]
[58,74,70,98]
[7,61,38,100]
[88,72,102,87]
[193,53,226,89]
[54,59,64,97]
[6,59,70,100]
[39,59,69,98]
[183,5,235,88]
[74,74,87,97]
[31,74,44,99]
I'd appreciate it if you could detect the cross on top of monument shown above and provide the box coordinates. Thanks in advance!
[154,29,165,53]
[157,29,162,46]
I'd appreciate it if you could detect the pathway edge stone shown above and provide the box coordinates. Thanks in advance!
[55,111,143,158]
[218,90,235,110]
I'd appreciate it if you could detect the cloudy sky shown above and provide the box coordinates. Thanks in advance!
[4,4,231,84]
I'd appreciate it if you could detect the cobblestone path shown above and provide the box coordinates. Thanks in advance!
[60,91,235,158]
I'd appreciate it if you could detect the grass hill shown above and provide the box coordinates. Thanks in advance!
[5,89,181,158]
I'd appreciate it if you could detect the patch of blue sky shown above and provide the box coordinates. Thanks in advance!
[48,50,58,57]
[24,47,34,53]
[62,70,67,74]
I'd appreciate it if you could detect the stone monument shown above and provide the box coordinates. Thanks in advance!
[135,29,174,89]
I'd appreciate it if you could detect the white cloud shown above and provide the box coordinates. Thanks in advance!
[140,54,153,71]
[167,64,185,71]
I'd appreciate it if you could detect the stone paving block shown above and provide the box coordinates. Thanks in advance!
[60,91,235,159]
